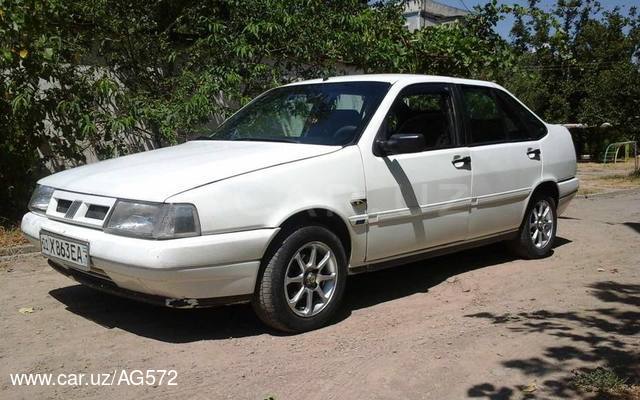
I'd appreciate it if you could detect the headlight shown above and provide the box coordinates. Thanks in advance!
[28,185,55,213]
[105,201,201,239]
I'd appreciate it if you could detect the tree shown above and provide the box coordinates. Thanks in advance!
[424,2,512,81]
[5,0,637,223]
[1,0,406,222]
[1,0,100,224]
[504,0,640,142]
[1,0,514,224]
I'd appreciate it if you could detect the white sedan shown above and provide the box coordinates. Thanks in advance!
[22,74,578,332]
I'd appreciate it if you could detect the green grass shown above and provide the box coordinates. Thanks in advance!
[573,368,628,393]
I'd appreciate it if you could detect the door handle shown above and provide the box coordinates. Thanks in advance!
[452,155,471,169]
[527,148,541,160]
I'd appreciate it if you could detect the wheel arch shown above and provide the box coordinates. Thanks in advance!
[264,207,352,267]
[531,180,559,206]
[253,207,353,297]
[509,179,559,259]
[517,180,560,227]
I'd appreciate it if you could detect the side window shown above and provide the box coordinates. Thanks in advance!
[495,91,547,140]
[460,85,547,145]
[460,86,508,144]
[385,87,454,150]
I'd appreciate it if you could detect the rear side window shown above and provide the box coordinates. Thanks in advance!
[495,91,547,140]
[460,85,546,145]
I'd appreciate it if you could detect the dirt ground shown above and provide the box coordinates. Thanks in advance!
[577,159,639,195]
[1,190,639,400]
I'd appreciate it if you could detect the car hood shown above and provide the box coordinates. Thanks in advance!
[40,140,339,202]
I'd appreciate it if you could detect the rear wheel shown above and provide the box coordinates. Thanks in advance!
[509,194,557,259]
[253,225,347,332]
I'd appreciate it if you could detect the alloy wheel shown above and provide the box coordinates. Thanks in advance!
[284,242,338,317]
[529,199,554,249]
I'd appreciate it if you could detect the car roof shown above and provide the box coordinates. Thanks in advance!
[283,74,502,89]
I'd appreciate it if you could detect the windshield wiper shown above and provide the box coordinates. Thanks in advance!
[233,137,298,143]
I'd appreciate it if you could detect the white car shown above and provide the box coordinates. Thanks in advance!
[22,74,578,332]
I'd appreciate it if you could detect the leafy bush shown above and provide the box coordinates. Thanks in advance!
[0,0,512,225]
[1,0,638,225]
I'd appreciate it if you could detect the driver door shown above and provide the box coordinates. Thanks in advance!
[360,83,472,262]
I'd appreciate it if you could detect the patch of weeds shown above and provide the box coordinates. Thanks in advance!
[578,187,603,196]
[0,225,28,248]
[601,170,640,181]
[601,174,631,181]
[573,367,627,393]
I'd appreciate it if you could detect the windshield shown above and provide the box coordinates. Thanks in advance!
[209,81,391,145]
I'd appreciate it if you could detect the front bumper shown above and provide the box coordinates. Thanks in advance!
[22,212,279,306]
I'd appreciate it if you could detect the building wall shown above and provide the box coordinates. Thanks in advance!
[403,0,468,32]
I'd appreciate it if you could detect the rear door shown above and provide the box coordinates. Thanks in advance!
[457,85,545,239]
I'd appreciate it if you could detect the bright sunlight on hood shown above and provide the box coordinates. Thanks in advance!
[39,141,338,202]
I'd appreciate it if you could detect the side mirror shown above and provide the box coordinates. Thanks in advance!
[376,133,426,155]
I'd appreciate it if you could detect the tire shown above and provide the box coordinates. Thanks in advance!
[509,193,557,259]
[252,225,348,333]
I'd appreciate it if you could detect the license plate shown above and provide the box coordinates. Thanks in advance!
[40,231,90,271]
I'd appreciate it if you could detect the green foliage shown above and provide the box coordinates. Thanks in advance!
[572,367,628,393]
[0,0,512,224]
[503,0,640,146]
[2,0,638,224]
[1,0,101,223]
[406,1,515,80]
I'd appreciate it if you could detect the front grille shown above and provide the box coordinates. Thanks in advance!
[47,190,117,228]
[85,205,109,220]
[56,199,72,213]
[64,200,82,218]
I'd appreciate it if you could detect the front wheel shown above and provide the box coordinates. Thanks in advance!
[253,226,347,332]
[509,194,557,259]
